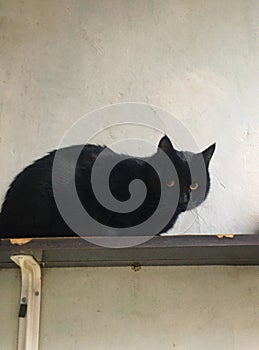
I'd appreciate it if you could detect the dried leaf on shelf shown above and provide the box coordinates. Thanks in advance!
[10,238,33,245]
[217,234,234,239]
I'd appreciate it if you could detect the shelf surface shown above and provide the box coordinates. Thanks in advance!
[1,234,259,268]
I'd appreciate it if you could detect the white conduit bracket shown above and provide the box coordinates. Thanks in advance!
[11,255,41,350]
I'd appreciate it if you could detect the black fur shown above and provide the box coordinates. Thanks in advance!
[0,136,215,238]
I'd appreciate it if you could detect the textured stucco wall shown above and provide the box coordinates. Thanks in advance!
[1,266,259,350]
[0,1,259,349]
[0,0,258,234]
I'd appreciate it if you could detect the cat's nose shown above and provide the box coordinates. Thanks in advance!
[182,192,189,204]
[178,192,190,211]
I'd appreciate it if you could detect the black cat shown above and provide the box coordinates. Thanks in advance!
[0,136,215,238]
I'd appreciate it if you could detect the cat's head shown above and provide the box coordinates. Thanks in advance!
[155,135,216,213]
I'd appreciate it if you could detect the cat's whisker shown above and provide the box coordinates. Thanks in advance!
[196,211,209,229]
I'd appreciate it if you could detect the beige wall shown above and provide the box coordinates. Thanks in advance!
[1,266,259,350]
[0,1,259,349]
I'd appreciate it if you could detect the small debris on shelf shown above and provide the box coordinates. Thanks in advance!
[10,238,33,245]
[217,234,234,239]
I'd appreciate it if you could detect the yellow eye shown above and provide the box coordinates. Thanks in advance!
[190,183,199,191]
[167,180,175,188]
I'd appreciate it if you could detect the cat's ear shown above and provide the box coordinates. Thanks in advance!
[202,143,216,166]
[158,135,175,154]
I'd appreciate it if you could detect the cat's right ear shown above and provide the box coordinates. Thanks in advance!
[158,135,175,154]
[202,143,216,166]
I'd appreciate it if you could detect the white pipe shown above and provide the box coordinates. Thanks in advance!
[11,255,41,350]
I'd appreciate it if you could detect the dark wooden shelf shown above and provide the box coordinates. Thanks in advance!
[1,234,259,268]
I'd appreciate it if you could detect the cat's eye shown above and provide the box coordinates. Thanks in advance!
[190,183,199,191]
[167,180,175,188]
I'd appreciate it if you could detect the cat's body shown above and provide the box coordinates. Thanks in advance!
[0,136,215,238]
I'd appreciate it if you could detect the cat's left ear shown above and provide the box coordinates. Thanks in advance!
[202,143,216,166]
[158,135,176,154]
